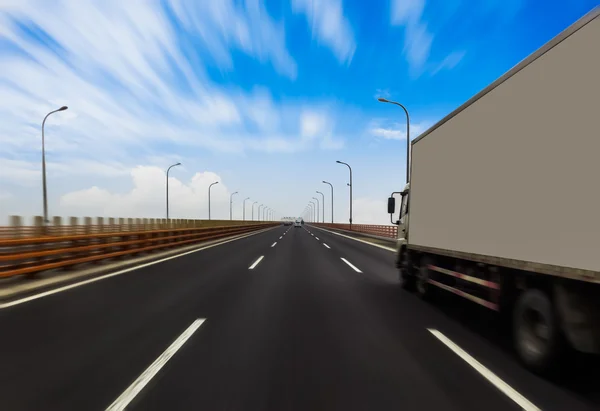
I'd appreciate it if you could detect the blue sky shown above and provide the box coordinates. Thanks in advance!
[0,0,597,224]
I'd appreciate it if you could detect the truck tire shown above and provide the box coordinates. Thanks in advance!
[513,289,564,375]
[397,248,415,291]
[416,257,434,300]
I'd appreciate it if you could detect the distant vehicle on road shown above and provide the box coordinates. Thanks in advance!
[294,218,302,228]
[386,9,600,376]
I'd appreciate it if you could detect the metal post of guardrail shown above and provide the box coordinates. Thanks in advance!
[52,216,61,236]
[34,216,44,237]
[10,215,22,238]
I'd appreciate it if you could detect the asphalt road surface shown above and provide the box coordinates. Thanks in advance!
[0,224,598,410]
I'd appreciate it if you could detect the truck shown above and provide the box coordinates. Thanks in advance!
[386,7,600,375]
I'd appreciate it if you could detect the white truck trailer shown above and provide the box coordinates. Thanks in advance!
[387,7,600,374]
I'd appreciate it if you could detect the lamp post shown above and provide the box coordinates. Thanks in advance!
[166,162,181,221]
[208,181,219,220]
[263,206,268,221]
[310,201,316,223]
[336,161,353,229]
[258,204,263,221]
[312,197,320,223]
[41,105,68,224]
[378,97,411,183]
[252,201,258,221]
[229,191,238,220]
[316,191,324,223]
[243,197,250,221]
[322,181,333,223]
[307,204,313,222]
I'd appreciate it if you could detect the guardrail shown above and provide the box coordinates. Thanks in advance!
[0,215,274,239]
[310,223,398,239]
[0,222,277,279]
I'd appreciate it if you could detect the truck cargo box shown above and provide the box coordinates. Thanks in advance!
[407,11,599,279]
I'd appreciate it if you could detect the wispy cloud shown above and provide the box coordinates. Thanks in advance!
[369,120,432,141]
[391,0,433,75]
[168,0,298,79]
[431,50,467,75]
[390,0,467,77]
[0,0,346,186]
[292,0,356,64]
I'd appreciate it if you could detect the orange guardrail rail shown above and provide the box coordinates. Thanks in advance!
[0,223,277,279]
[311,223,398,239]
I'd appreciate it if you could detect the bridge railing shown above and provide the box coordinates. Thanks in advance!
[0,215,270,239]
[310,223,398,239]
[0,215,277,279]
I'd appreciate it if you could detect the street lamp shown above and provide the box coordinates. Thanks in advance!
[252,201,258,220]
[208,181,219,220]
[322,181,333,223]
[336,160,353,229]
[312,196,320,223]
[166,162,181,221]
[263,206,268,221]
[378,97,411,183]
[230,191,238,220]
[258,204,263,221]
[41,105,68,224]
[243,197,250,221]
[316,191,325,223]
[307,204,313,222]
[310,201,316,222]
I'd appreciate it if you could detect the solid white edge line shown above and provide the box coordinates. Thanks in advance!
[323,243,331,249]
[427,329,540,411]
[0,227,277,309]
[248,255,265,270]
[105,318,206,411]
[340,257,362,273]
[311,226,396,252]
[271,242,277,247]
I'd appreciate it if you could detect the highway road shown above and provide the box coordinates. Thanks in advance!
[0,224,598,410]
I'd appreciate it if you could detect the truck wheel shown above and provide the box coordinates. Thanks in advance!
[416,257,433,299]
[513,289,564,375]
[397,248,415,291]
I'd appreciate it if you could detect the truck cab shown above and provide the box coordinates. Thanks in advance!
[388,183,410,248]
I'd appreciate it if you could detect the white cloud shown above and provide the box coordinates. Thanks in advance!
[169,0,297,79]
[390,0,465,77]
[300,112,328,139]
[352,198,392,225]
[292,0,356,64]
[59,166,234,220]
[391,0,432,74]
[0,0,347,178]
[370,121,432,141]
[431,50,466,75]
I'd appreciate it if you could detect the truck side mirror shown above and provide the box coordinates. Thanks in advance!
[387,197,396,214]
